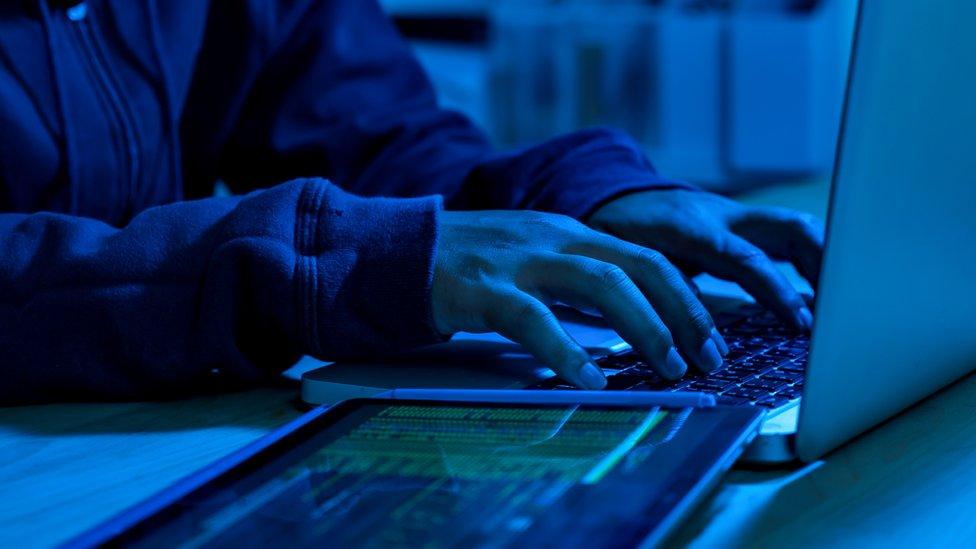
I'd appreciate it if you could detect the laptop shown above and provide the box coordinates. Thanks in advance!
[303,0,976,463]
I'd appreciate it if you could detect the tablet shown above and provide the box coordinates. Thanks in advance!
[70,399,762,548]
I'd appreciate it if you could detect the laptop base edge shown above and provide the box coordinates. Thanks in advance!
[739,404,800,464]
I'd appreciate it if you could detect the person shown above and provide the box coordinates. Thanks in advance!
[0,0,822,404]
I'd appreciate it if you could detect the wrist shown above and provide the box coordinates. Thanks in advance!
[586,186,700,225]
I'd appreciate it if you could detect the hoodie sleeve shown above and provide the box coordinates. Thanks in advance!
[182,0,694,220]
[0,178,441,404]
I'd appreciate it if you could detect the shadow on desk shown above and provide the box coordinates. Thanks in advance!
[673,372,976,546]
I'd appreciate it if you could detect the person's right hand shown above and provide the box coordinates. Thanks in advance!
[431,210,729,390]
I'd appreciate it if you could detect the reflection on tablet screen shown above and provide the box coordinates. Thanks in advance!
[124,402,746,549]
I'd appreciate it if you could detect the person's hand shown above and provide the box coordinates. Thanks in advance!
[587,189,824,330]
[432,210,730,390]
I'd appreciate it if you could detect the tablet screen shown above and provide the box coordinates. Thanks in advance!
[114,400,760,548]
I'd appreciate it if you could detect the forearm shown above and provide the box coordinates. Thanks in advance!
[455,128,698,218]
[0,179,441,404]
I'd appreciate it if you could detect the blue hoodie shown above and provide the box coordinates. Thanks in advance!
[0,0,685,403]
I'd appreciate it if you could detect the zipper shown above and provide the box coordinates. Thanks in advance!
[64,2,141,223]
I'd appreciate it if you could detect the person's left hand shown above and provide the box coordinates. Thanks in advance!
[587,189,824,330]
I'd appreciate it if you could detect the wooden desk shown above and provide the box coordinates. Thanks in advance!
[3,179,972,547]
[0,389,302,547]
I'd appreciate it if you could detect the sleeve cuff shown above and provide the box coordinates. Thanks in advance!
[528,128,700,220]
[467,127,699,219]
[295,179,445,359]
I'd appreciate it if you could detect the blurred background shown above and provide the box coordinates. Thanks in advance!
[381,0,858,193]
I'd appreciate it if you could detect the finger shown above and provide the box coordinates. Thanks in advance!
[710,236,813,331]
[735,208,825,290]
[484,288,607,389]
[527,255,689,379]
[617,245,728,371]
[567,237,727,373]
[680,270,702,300]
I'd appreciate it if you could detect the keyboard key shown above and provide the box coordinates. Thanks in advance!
[626,364,658,377]
[776,387,803,399]
[664,379,695,391]
[625,381,661,392]
[780,362,806,373]
[726,348,754,361]
[734,363,777,376]
[626,375,663,388]
[731,361,765,371]
[742,378,787,392]
[783,341,810,353]
[730,375,761,387]
[688,380,734,392]
[707,371,747,382]
[761,371,804,384]
[749,354,789,366]
[716,395,755,406]
[763,347,799,359]
[732,369,761,380]
[736,342,770,353]
[723,387,769,401]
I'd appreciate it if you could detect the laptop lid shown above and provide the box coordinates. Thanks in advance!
[796,0,976,460]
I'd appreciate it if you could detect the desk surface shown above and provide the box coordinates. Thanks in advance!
[2,179,974,547]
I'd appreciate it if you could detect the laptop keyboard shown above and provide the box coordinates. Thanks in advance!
[528,304,809,409]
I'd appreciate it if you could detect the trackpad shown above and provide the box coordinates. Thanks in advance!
[300,307,625,405]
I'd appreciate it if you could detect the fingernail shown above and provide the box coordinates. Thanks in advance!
[698,338,724,372]
[664,347,688,379]
[797,307,814,331]
[579,363,607,390]
[710,328,729,356]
